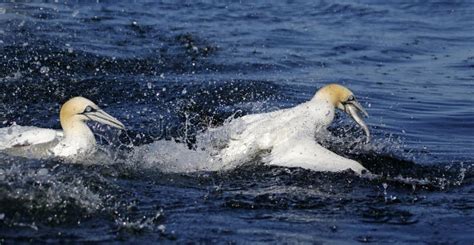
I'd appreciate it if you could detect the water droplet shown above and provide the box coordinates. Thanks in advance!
[40,66,50,74]
[158,224,166,232]
[37,168,48,176]
[382,183,388,202]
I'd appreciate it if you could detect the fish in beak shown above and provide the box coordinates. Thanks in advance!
[344,100,370,143]
[84,109,126,130]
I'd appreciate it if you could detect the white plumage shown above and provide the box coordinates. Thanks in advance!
[0,97,125,160]
[212,84,370,174]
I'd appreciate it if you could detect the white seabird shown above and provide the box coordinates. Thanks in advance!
[0,97,125,159]
[213,84,370,174]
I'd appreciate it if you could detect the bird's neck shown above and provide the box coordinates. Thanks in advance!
[61,119,96,149]
[307,94,336,128]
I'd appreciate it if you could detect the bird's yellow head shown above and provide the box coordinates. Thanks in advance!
[314,84,370,143]
[316,84,356,110]
[59,97,125,130]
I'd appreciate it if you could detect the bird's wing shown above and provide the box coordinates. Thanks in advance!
[266,134,367,174]
[0,125,63,150]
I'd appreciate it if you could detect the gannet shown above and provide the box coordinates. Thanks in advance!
[0,97,125,160]
[213,84,370,174]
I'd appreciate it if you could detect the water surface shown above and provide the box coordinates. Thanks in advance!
[0,1,473,243]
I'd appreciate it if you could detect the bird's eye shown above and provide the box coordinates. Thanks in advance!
[84,106,94,113]
[347,95,355,101]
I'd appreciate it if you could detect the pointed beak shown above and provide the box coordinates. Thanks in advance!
[344,100,370,143]
[85,109,125,130]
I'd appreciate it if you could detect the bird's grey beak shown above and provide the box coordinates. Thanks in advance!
[85,109,125,130]
[344,100,370,143]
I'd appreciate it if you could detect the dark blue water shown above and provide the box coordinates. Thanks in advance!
[0,1,473,243]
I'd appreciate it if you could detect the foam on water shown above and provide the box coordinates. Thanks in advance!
[127,139,215,172]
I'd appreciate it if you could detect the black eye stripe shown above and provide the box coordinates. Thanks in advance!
[342,95,355,105]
